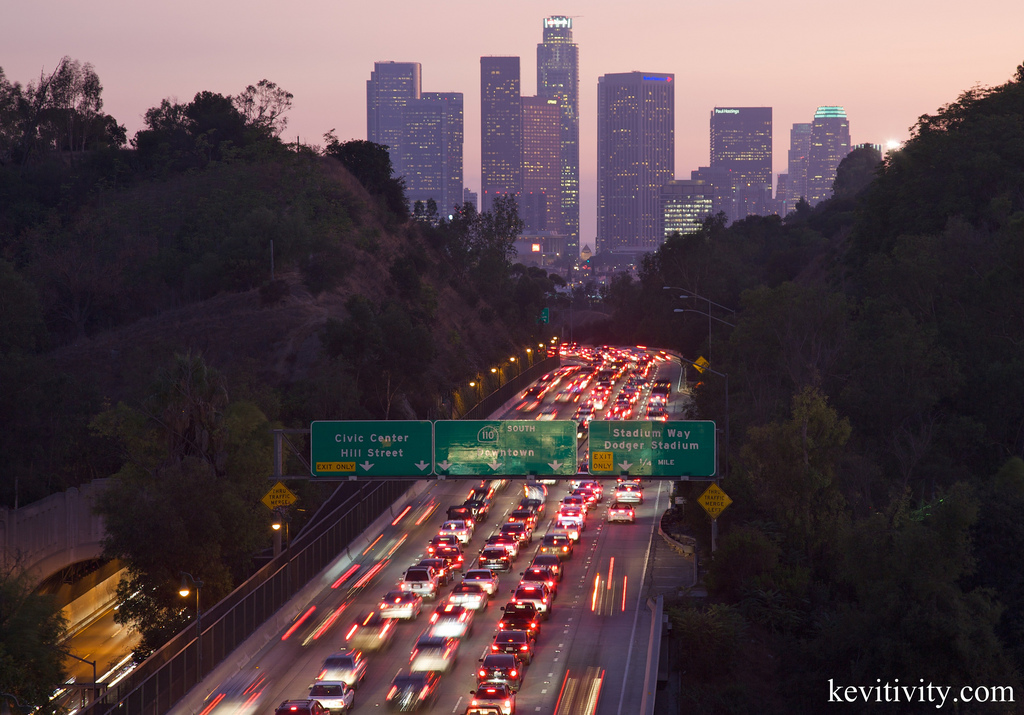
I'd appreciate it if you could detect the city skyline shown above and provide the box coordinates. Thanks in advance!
[5,0,1023,251]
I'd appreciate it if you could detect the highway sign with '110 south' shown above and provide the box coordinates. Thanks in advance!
[588,420,716,477]
[434,420,577,476]
[310,421,433,478]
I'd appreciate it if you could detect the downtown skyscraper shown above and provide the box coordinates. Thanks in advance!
[597,72,675,253]
[537,16,580,257]
[807,106,851,206]
[521,96,562,232]
[709,107,773,220]
[366,61,421,174]
[785,122,813,213]
[480,56,522,213]
[402,92,464,217]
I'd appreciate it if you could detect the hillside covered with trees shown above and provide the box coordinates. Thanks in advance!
[601,64,1024,712]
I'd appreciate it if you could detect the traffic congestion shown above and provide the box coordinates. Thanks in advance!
[193,346,678,715]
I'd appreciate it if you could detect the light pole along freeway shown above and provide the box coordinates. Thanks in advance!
[176,349,684,715]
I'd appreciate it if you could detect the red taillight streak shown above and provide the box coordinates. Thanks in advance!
[352,560,387,589]
[281,605,316,641]
[361,533,384,556]
[391,504,412,526]
[608,557,615,590]
[198,693,225,715]
[622,575,628,611]
[312,602,347,640]
[387,686,397,699]
[345,623,359,640]
[332,563,361,589]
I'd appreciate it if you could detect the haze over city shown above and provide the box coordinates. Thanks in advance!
[6,0,1023,244]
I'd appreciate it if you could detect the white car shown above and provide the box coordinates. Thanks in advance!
[439,520,473,545]
[378,590,423,620]
[409,635,459,673]
[307,681,354,712]
[463,569,500,597]
[427,603,474,639]
[316,651,367,689]
[399,567,440,600]
[447,582,488,611]
[606,501,636,524]
[550,519,580,542]
[614,484,644,504]
[556,508,585,532]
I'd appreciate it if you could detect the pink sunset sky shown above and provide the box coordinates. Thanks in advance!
[6,0,1023,248]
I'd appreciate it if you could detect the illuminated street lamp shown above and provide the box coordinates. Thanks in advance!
[664,286,735,362]
[179,572,203,678]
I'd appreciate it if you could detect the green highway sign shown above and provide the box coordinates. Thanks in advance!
[588,420,716,477]
[434,420,577,476]
[310,421,433,478]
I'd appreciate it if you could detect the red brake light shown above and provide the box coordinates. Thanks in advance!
[509,670,517,677]
[520,644,528,650]
[492,644,498,650]
[479,670,487,677]
[318,669,326,679]
[531,621,537,628]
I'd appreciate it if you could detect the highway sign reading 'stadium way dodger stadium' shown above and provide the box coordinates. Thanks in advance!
[434,420,577,476]
[589,420,716,477]
[311,421,433,477]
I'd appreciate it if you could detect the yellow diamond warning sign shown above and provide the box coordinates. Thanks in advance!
[261,481,297,510]
[697,483,732,519]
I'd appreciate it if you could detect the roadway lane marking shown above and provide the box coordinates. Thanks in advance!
[616,480,663,715]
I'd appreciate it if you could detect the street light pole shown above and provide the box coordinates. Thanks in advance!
[179,572,203,680]
[664,286,736,362]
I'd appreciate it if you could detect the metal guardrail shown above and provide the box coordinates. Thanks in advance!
[81,480,407,715]
[462,356,560,420]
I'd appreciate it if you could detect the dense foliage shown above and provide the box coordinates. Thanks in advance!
[612,64,1024,712]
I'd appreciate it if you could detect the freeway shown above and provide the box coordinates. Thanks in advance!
[173,347,687,715]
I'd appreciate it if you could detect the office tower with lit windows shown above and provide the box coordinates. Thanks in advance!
[521,96,562,232]
[537,15,580,257]
[690,165,733,222]
[597,72,675,253]
[367,61,421,174]
[402,92,463,217]
[784,122,812,213]
[660,180,713,240]
[481,56,522,212]
[807,106,851,205]
[709,107,772,220]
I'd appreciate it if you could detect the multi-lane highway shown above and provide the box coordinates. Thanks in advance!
[171,347,688,715]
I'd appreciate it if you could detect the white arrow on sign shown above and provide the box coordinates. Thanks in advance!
[548,461,562,472]
[438,460,452,471]
[487,461,502,471]
[618,461,633,471]
[415,461,430,471]
[359,461,374,471]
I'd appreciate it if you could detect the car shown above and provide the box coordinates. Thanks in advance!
[561,494,589,514]
[578,480,604,502]
[571,487,599,506]
[614,484,644,504]
[511,584,551,618]
[465,707,505,715]
[536,406,558,421]
[463,568,501,596]
[385,670,440,712]
[447,582,488,611]
[316,651,367,689]
[506,509,538,530]
[345,610,397,652]
[606,501,636,524]
[409,635,459,673]
[468,485,495,502]
[427,603,474,639]
[379,590,423,620]
[468,684,516,715]
[499,521,532,545]
[476,654,524,691]
[518,397,542,413]
[446,505,477,526]
[549,519,580,542]
[517,497,545,517]
[198,672,269,715]
[519,566,558,596]
[439,519,474,544]
[426,534,461,555]
[463,498,492,522]
[307,681,354,713]
[399,567,440,600]
[416,558,453,586]
[490,630,535,665]
[498,602,540,638]
[529,554,564,581]
[478,546,514,573]
[434,543,466,571]
[485,533,521,559]
[555,508,585,532]
[646,405,668,421]
[275,700,329,715]
[537,533,573,560]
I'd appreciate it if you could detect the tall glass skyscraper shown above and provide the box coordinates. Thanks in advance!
[537,16,580,258]
[403,92,463,217]
[807,106,851,206]
[522,96,562,232]
[366,62,421,175]
[597,72,675,253]
[480,56,522,213]
[785,122,813,213]
[709,107,772,220]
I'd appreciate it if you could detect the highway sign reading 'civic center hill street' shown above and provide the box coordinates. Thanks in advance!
[311,420,433,478]
[588,420,716,477]
[434,420,577,476]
